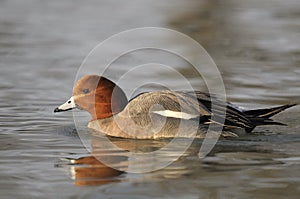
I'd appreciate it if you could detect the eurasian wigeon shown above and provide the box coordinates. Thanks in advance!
[54,75,296,139]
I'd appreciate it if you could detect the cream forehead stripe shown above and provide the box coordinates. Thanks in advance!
[57,96,76,110]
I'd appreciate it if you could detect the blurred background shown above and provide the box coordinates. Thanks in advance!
[0,0,299,198]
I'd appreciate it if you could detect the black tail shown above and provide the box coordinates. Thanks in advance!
[243,104,296,119]
[243,104,296,132]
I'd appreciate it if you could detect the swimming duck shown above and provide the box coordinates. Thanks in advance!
[54,75,295,139]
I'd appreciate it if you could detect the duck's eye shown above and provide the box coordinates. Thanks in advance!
[83,89,90,94]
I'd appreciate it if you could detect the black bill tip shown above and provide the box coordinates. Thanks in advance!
[54,107,61,112]
[54,107,73,113]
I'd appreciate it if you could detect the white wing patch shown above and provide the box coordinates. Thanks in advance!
[152,110,199,120]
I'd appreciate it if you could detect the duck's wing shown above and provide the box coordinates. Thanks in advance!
[119,91,210,125]
[115,91,211,138]
[121,90,254,131]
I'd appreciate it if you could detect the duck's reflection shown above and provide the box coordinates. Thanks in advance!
[65,130,276,186]
[69,155,124,186]
[67,132,199,186]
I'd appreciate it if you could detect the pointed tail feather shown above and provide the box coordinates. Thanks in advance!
[243,104,297,119]
[243,104,296,132]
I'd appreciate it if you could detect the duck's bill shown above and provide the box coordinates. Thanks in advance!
[54,96,76,112]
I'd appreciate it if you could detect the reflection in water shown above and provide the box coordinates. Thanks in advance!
[58,132,294,187]
[68,156,124,186]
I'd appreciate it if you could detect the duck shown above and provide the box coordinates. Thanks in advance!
[54,75,296,139]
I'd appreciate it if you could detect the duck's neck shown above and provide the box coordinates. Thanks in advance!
[89,85,128,121]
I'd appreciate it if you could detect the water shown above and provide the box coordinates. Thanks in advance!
[1,0,300,198]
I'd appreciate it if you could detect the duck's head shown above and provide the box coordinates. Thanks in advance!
[54,75,128,120]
